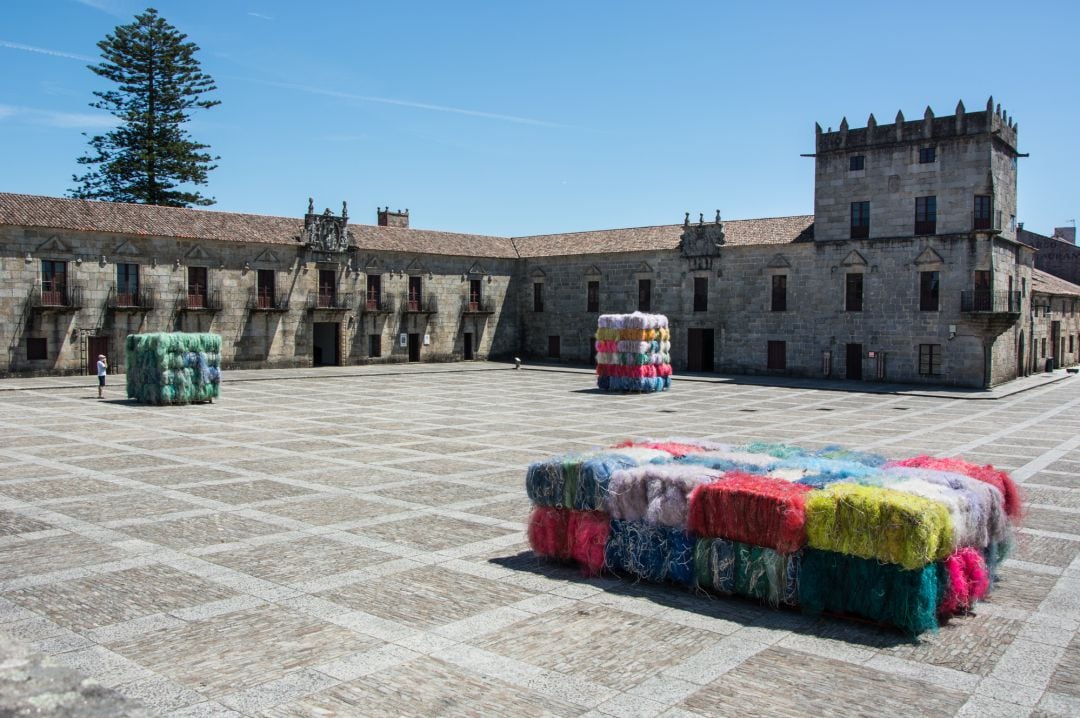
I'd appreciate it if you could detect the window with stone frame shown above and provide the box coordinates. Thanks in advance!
[638,279,652,312]
[919,344,941,375]
[850,201,870,239]
[919,271,940,311]
[849,155,865,171]
[918,146,937,164]
[366,274,382,310]
[973,195,993,230]
[187,266,208,308]
[693,277,708,312]
[771,274,787,312]
[533,281,544,312]
[116,263,139,306]
[26,337,47,361]
[586,280,599,312]
[845,272,863,312]
[257,269,275,309]
[40,260,67,305]
[915,196,937,235]
[767,340,786,370]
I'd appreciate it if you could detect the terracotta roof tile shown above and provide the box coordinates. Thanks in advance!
[0,192,518,258]
[511,215,815,257]
[1032,268,1080,297]
[0,193,814,259]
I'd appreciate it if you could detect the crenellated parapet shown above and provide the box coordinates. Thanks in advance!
[815,97,1019,156]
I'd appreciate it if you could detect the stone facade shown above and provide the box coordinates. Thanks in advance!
[2,97,1078,387]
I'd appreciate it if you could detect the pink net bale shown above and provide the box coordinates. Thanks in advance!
[688,472,812,553]
[568,510,610,576]
[527,506,570,560]
[888,456,1021,519]
[939,547,991,615]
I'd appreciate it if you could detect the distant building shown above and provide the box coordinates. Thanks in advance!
[1,97,1078,386]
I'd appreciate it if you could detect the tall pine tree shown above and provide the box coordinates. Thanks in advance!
[69,7,220,207]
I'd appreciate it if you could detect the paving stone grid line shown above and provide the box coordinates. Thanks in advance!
[0,369,1078,717]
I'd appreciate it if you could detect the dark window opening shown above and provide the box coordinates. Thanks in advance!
[850,201,870,239]
[767,341,786,371]
[849,155,865,171]
[693,277,708,312]
[586,280,599,312]
[918,146,937,164]
[41,260,67,305]
[26,337,47,361]
[845,273,863,312]
[548,335,561,358]
[973,270,991,311]
[468,279,482,311]
[915,196,937,235]
[116,263,139,306]
[369,334,382,358]
[919,271,940,311]
[974,195,993,230]
[407,276,422,311]
[533,282,544,312]
[188,266,208,308]
[919,344,941,375]
[638,279,651,312]
[771,275,787,312]
[257,269,275,308]
[366,274,382,310]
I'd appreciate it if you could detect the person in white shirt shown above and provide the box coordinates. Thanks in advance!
[97,354,107,399]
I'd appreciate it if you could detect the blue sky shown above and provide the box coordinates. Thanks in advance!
[1,0,1077,237]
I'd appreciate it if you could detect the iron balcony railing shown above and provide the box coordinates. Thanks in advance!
[109,285,155,311]
[33,283,83,310]
[361,294,396,314]
[250,288,290,312]
[404,293,438,314]
[181,286,223,312]
[960,290,1021,314]
[461,295,495,314]
[972,212,1001,232]
[306,291,353,311]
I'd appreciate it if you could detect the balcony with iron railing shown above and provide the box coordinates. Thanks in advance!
[306,291,353,311]
[461,295,496,314]
[180,286,223,312]
[31,283,83,312]
[403,293,438,314]
[249,287,290,312]
[972,212,1002,233]
[360,293,396,314]
[960,290,1021,315]
[108,285,155,312]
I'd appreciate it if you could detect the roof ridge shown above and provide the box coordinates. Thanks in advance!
[511,214,814,240]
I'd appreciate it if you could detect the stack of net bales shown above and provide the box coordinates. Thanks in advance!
[125,333,222,405]
[523,438,1021,634]
[594,312,672,392]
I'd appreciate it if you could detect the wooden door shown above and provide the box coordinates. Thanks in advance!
[408,333,421,362]
[846,343,863,380]
[463,332,474,360]
[88,336,109,375]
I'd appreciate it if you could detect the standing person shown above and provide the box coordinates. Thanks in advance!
[97,354,107,399]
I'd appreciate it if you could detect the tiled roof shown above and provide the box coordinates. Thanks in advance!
[511,215,815,257]
[1032,268,1080,297]
[0,192,815,259]
[0,192,518,258]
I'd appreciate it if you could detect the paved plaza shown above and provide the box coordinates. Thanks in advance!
[1,365,1079,717]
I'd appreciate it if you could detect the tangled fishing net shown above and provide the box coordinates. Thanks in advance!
[594,313,672,392]
[125,333,221,405]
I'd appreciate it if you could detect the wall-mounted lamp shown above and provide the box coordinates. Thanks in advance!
[99,255,107,267]
[174,258,181,269]
[151,257,157,268]
[25,252,32,263]
[76,256,83,266]
[243,261,251,271]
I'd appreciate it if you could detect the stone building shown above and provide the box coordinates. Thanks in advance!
[1,96,1078,387]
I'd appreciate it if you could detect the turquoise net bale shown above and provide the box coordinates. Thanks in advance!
[125,332,222,405]
[605,520,695,586]
[694,539,800,607]
[527,448,673,510]
[799,549,941,634]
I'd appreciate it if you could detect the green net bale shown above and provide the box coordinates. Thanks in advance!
[125,332,222,405]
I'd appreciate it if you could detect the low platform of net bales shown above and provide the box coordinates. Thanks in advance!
[594,312,672,392]
[525,438,1020,635]
[125,332,222,405]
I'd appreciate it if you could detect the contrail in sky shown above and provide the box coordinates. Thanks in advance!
[0,40,95,62]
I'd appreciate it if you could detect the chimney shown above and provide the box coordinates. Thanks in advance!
[377,207,409,228]
[1054,226,1077,245]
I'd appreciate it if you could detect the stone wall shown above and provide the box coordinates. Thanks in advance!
[0,225,518,376]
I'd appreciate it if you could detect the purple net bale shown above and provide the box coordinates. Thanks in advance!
[606,464,722,528]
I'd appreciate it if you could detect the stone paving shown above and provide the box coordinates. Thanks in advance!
[0,366,1078,717]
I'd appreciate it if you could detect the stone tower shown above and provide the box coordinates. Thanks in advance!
[813,98,1021,243]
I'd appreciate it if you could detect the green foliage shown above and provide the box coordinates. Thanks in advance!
[69,7,220,207]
